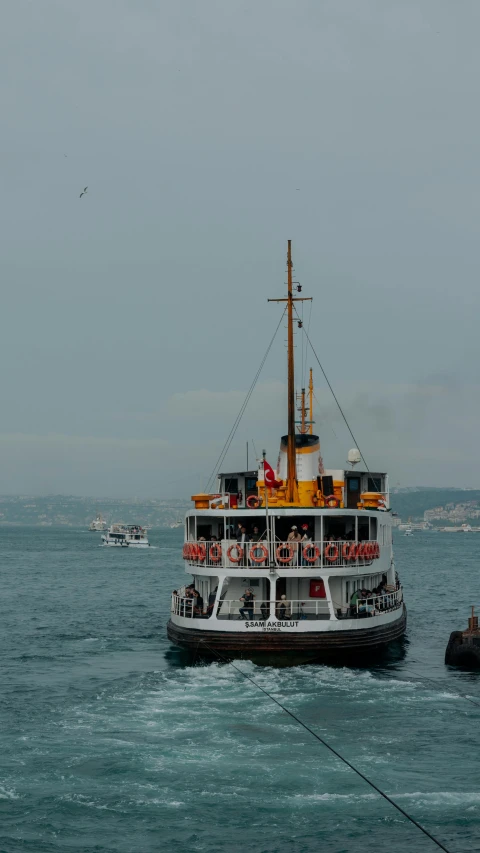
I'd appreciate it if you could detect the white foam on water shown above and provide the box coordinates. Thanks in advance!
[0,784,19,800]
[395,791,480,807]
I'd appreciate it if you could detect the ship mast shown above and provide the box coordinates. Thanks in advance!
[269,240,312,503]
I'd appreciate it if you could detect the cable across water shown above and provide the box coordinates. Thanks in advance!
[200,643,452,853]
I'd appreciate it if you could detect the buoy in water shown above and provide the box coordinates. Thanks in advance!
[445,606,480,669]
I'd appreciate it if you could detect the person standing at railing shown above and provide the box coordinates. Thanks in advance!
[277,594,291,620]
[250,526,265,566]
[300,524,311,566]
[287,526,302,566]
[239,588,255,620]
[236,526,251,566]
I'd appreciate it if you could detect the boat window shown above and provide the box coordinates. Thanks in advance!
[323,516,355,541]
[273,516,316,542]
[358,518,370,541]
[370,517,377,539]
[224,478,238,493]
[367,476,382,492]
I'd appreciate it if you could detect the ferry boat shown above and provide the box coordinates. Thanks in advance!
[101,524,150,547]
[167,242,406,665]
[89,513,107,532]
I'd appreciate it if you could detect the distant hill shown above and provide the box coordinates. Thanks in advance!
[390,489,480,522]
[0,495,189,527]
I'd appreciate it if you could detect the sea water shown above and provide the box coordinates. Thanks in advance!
[1,527,479,852]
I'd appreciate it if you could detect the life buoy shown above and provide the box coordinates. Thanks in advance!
[324,543,339,562]
[196,542,206,561]
[249,543,268,564]
[324,494,339,508]
[182,543,189,559]
[227,544,243,563]
[374,542,380,558]
[302,543,320,563]
[276,543,294,563]
[209,543,222,563]
[378,498,387,509]
[342,542,353,560]
[356,542,367,559]
[246,495,261,509]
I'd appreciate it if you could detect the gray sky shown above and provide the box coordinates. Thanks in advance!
[1,0,480,496]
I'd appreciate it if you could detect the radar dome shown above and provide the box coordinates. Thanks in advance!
[347,448,361,465]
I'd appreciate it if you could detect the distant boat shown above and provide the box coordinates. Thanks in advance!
[102,524,150,548]
[404,526,414,537]
[170,520,182,529]
[89,513,107,532]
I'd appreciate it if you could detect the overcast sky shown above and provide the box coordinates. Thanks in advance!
[1,0,480,496]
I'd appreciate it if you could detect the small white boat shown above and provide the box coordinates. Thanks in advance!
[89,513,107,532]
[101,524,150,547]
[404,526,413,537]
[170,520,182,529]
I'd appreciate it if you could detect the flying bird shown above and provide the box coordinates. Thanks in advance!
[79,186,88,198]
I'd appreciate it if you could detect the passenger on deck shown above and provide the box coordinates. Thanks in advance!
[359,588,376,617]
[300,524,311,565]
[287,525,302,565]
[239,588,255,620]
[260,601,269,620]
[251,526,265,541]
[193,590,204,616]
[237,526,251,566]
[277,594,290,619]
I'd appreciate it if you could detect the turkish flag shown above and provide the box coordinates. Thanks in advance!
[264,459,282,488]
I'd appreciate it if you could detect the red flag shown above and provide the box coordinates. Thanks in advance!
[263,459,282,488]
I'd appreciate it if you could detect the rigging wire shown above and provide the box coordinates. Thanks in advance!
[200,642,451,853]
[293,306,369,470]
[295,307,382,491]
[313,390,339,440]
[302,299,313,391]
[204,308,287,493]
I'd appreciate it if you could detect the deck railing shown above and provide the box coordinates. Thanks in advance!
[353,588,403,616]
[182,539,380,570]
[170,593,330,620]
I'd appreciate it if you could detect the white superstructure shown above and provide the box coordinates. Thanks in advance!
[89,514,107,532]
[167,241,406,664]
[101,524,150,548]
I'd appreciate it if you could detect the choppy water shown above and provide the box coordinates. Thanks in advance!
[1,527,480,853]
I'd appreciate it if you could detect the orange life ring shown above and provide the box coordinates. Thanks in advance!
[357,542,368,559]
[349,542,359,559]
[324,494,339,508]
[209,543,222,563]
[227,544,243,563]
[249,543,268,564]
[324,543,339,562]
[276,543,294,563]
[196,543,206,561]
[302,543,320,563]
[342,542,353,560]
[374,542,380,558]
[182,543,189,559]
[246,495,261,509]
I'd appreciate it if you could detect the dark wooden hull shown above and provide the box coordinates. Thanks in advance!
[167,605,407,666]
